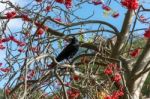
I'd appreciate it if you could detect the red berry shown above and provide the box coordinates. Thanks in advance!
[130,48,141,58]
[5,11,16,19]
[45,6,51,12]
[37,28,44,35]
[144,28,150,38]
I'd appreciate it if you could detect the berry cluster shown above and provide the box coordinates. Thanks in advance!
[55,0,72,9]
[121,0,139,10]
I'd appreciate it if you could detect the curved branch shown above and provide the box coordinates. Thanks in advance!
[64,20,119,34]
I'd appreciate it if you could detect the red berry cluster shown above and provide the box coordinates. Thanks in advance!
[92,0,103,5]
[121,0,139,10]
[104,89,124,99]
[144,28,150,38]
[0,67,11,73]
[0,63,11,73]
[73,75,80,81]
[104,63,124,98]
[102,5,111,11]
[9,36,26,46]
[0,36,26,51]
[113,73,122,83]
[55,0,72,9]
[5,11,16,19]
[0,44,5,50]
[130,48,141,58]
[67,89,80,99]
[104,63,122,82]
[104,67,113,75]
[34,21,49,36]
[130,28,150,58]
[92,0,119,18]
[21,14,30,22]
[45,6,52,12]
[65,0,72,9]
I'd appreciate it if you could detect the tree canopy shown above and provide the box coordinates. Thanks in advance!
[0,0,150,99]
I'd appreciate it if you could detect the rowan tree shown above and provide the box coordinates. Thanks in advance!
[0,0,150,99]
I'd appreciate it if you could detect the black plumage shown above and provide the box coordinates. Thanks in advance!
[47,37,79,68]
[56,37,79,62]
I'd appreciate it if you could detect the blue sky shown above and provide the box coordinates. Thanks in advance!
[0,0,25,88]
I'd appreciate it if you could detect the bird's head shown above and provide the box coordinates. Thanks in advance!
[64,36,78,44]
[70,36,78,44]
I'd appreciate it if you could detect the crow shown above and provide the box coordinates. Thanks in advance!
[48,37,79,68]
[56,36,79,62]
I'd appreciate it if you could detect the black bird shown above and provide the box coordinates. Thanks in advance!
[56,36,79,62]
[48,37,79,68]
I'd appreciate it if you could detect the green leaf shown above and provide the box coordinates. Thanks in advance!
[79,34,84,42]
[103,10,112,17]
[58,39,63,49]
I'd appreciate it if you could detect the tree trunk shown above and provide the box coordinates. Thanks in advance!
[124,72,149,99]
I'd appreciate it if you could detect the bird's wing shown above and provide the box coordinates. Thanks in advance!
[68,45,79,58]
[56,44,75,62]
[56,37,79,62]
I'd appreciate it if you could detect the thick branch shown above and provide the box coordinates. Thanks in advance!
[131,39,150,78]
[111,10,134,58]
